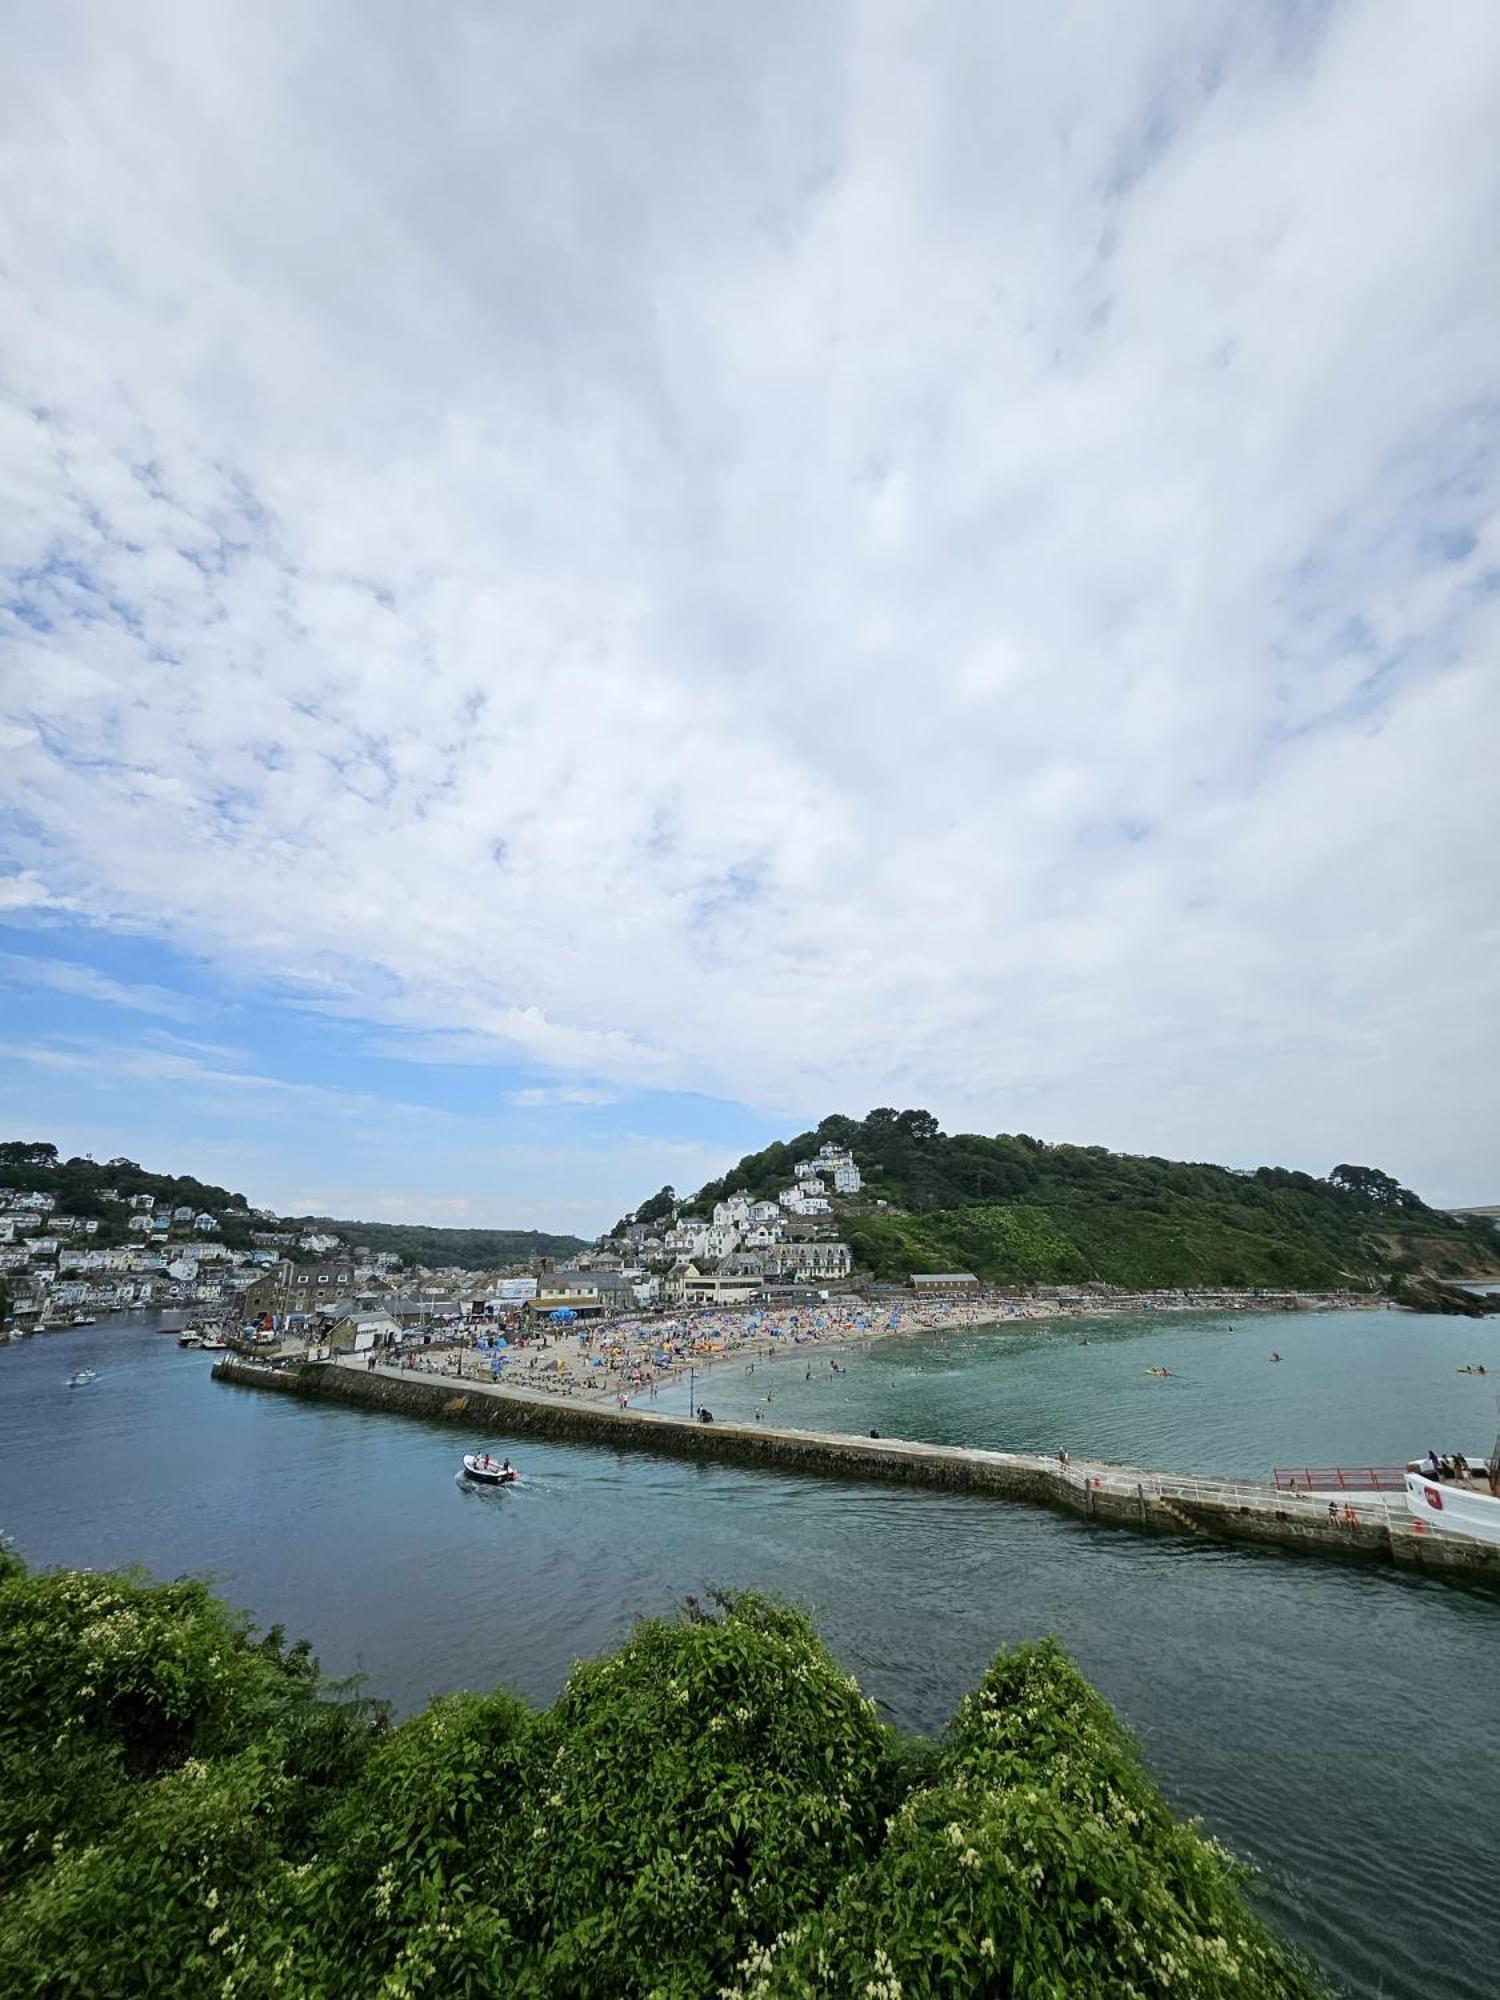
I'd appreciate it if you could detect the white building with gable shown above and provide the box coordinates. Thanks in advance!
[798,1143,862,1194]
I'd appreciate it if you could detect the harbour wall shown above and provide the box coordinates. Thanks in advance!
[213,1358,1499,1583]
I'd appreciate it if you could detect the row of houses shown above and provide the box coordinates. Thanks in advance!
[0,1209,99,1239]
[615,1147,862,1266]
[126,1209,221,1235]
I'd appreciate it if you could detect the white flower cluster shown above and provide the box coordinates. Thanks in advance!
[863,1944,903,1999]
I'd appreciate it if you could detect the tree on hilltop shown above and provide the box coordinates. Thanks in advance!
[1329,1164,1425,1211]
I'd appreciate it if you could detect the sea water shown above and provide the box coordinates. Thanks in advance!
[2,1310,1497,1999]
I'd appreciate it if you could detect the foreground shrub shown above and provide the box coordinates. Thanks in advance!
[292,1688,535,1995]
[0,1561,378,1897]
[500,1592,897,1997]
[0,1561,1326,1998]
[0,1744,301,1998]
[732,1641,1322,1999]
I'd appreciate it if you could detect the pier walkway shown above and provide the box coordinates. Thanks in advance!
[213,1355,1497,1582]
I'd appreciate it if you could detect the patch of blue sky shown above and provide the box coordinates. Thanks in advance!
[689,858,769,931]
[0,920,785,1190]
[3,591,55,634]
[4,550,146,643]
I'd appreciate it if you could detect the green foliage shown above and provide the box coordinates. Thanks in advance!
[500,1592,895,1997]
[0,1563,1326,1999]
[744,1641,1323,1999]
[634,1184,677,1227]
[845,1204,1093,1284]
[292,1689,535,1994]
[1328,1163,1422,1210]
[685,1111,1498,1287]
[1,1744,303,1999]
[0,1566,381,1896]
[0,1148,253,1227]
[0,1140,588,1264]
[281,1217,589,1270]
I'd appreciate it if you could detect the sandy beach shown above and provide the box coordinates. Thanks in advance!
[383,1286,1372,1411]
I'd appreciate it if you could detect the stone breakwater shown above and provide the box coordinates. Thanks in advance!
[213,1357,1499,1582]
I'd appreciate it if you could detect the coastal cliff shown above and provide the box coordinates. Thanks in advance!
[1388,1273,1500,1316]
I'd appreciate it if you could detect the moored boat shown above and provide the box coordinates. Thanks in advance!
[1405,1455,1500,1545]
[177,1332,203,1348]
[461,1452,517,1486]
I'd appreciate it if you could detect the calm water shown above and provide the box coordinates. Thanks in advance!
[654,1305,1500,1475]
[2,1312,1498,2000]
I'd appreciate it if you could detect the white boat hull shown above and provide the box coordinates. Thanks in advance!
[1405,1473,1500,1545]
[461,1454,516,1486]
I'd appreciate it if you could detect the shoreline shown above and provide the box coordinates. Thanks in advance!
[374,1286,1379,1412]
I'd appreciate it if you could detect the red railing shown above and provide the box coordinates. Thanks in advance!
[1274,1466,1407,1493]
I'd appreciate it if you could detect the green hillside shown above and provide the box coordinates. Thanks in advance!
[683,1112,1500,1289]
[282,1216,588,1269]
[0,1141,258,1248]
[0,1143,586,1269]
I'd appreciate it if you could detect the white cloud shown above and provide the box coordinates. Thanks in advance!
[509,1085,621,1108]
[0,952,205,1022]
[1,0,1498,1201]
[0,1031,447,1125]
[0,872,73,914]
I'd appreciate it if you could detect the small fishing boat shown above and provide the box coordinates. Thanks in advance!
[66,1369,98,1388]
[177,1332,203,1348]
[461,1453,517,1486]
[198,1333,227,1350]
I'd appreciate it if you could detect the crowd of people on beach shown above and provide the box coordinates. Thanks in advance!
[446,1299,900,1404]
[351,1283,1357,1409]
[358,1280,1344,1408]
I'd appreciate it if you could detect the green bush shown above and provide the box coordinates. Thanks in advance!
[0,1564,1326,1998]
[0,1744,301,1999]
[747,1641,1320,1997]
[291,1688,535,1995]
[496,1592,896,1997]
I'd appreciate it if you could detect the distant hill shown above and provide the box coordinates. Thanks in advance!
[678,1112,1500,1290]
[0,1141,259,1248]
[282,1217,588,1269]
[0,1143,586,1269]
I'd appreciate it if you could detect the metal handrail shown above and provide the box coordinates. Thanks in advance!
[1273,1465,1407,1493]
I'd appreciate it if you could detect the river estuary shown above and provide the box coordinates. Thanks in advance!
[2,1307,1497,1998]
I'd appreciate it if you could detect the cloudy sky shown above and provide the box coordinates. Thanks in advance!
[2,1,1497,1231]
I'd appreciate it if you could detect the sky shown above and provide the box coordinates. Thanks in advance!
[2,0,1498,1233]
